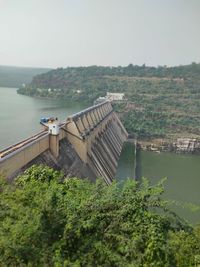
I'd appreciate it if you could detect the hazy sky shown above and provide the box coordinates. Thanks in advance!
[0,0,199,68]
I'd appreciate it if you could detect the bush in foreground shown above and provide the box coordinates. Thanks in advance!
[0,165,200,266]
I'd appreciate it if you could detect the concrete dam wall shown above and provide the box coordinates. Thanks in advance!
[0,101,128,183]
[20,138,97,182]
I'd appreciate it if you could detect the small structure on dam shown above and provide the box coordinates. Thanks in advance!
[0,101,128,184]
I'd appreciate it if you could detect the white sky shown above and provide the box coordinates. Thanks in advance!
[0,0,199,68]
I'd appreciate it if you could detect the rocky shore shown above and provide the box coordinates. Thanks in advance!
[138,138,200,154]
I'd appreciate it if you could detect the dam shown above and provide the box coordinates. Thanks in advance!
[0,101,128,184]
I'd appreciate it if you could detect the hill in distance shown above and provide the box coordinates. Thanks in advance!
[17,62,200,140]
[0,65,51,88]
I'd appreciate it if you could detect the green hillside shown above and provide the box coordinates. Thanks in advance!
[17,63,200,139]
[0,65,51,88]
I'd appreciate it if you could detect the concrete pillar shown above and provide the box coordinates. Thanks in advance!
[94,108,101,123]
[82,114,90,130]
[91,110,98,125]
[99,106,105,120]
[49,134,59,158]
[86,112,94,129]
[108,102,113,112]
[101,104,107,116]
[97,107,103,121]
[104,103,110,115]
[106,102,112,113]
[76,117,85,134]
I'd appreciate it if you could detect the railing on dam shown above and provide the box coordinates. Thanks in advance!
[0,132,49,178]
[0,131,48,159]
[0,101,128,182]
[67,101,113,139]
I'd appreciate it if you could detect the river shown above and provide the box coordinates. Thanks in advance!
[116,143,200,224]
[115,142,135,181]
[0,87,86,150]
[138,150,200,224]
[1,87,200,224]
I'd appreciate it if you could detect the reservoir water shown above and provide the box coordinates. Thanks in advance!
[0,87,86,150]
[115,142,135,181]
[1,87,200,224]
[138,150,200,224]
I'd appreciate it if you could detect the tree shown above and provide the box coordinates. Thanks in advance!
[0,165,199,266]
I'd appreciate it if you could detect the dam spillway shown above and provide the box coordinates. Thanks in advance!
[0,101,128,183]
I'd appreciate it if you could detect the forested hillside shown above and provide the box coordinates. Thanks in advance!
[0,65,51,88]
[0,165,200,266]
[17,63,200,139]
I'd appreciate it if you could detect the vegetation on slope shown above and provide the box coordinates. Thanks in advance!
[17,63,200,139]
[0,65,51,88]
[0,165,200,266]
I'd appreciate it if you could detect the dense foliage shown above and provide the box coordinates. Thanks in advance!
[0,165,200,266]
[17,63,200,139]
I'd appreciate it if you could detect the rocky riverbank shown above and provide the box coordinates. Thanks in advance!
[138,138,200,154]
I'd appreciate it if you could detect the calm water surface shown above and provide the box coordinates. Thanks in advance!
[0,87,86,150]
[115,142,135,181]
[138,150,200,224]
[117,147,200,224]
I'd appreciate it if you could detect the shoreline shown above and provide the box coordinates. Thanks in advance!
[137,138,200,154]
